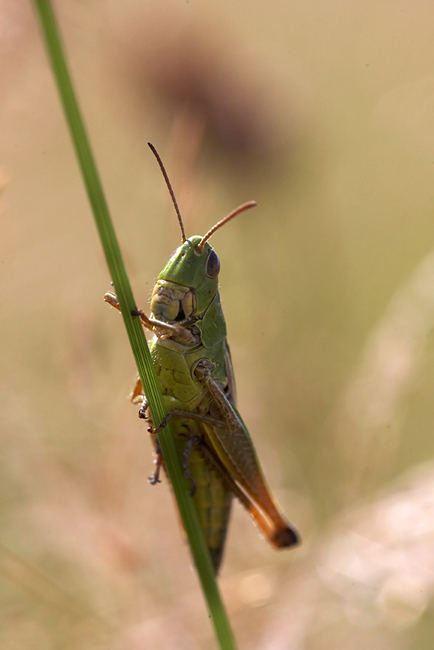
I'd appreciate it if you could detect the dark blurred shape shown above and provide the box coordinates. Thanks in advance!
[118,14,294,170]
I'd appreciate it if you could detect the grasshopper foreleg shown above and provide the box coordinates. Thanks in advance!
[129,378,152,423]
[138,397,151,422]
[130,379,162,485]
[104,291,196,344]
[130,377,144,403]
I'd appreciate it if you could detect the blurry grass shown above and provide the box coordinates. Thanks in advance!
[32,1,236,648]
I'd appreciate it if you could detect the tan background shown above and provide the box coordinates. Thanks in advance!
[1,1,434,648]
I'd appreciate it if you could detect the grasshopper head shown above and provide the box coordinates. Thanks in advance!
[147,142,256,323]
[151,237,220,322]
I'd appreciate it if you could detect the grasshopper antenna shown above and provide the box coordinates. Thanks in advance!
[147,142,186,243]
[196,201,257,252]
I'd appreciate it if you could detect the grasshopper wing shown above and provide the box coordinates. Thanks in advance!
[202,340,299,549]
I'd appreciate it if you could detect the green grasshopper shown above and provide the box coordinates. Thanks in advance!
[105,143,299,573]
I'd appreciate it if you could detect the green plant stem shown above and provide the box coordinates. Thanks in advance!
[32,1,236,648]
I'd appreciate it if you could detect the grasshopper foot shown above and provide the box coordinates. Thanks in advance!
[148,455,162,486]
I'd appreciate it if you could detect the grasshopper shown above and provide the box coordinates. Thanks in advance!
[105,143,299,572]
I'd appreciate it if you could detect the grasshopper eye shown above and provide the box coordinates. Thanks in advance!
[206,250,220,278]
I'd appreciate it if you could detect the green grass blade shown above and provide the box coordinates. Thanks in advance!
[32,1,237,648]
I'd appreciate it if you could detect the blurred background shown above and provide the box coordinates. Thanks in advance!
[1,1,434,648]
